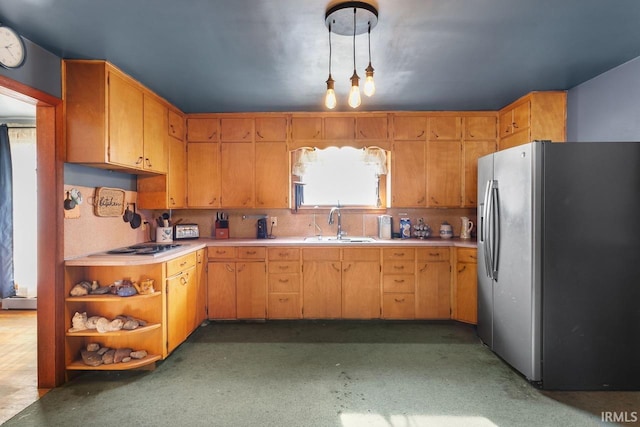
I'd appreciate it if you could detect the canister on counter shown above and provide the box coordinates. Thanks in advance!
[400,217,412,239]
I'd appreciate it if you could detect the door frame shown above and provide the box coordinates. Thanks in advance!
[0,75,65,388]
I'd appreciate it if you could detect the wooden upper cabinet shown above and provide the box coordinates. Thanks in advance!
[167,137,186,208]
[107,69,144,169]
[324,117,355,140]
[187,118,220,142]
[498,91,566,150]
[291,117,322,140]
[255,142,289,208]
[429,116,462,141]
[255,117,287,142]
[392,140,426,207]
[221,118,254,142]
[187,142,221,208]
[462,140,496,207]
[465,116,497,140]
[393,115,427,140]
[168,109,184,140]
[220,142,255,207]
[426,140,462,207]
[142,93,168,174]
[356,115,388,140]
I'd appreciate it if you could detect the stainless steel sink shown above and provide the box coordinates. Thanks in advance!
[303,236,377,243]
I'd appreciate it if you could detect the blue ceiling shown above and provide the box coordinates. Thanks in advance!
[1,0,640,114]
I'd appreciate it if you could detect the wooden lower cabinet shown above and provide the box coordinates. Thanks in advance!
[342,248,380,319]
[416,248,451,319]
[267,248,301,319]
[382,248,415,319]
[453,248,478,324]
[166,265,194,354]
[191,249,207,330]
[207,247,267,320]
[302,259,342,319]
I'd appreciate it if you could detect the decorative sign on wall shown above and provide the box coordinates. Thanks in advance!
[93,187,125,217]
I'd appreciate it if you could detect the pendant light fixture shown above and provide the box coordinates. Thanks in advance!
[364,22,375,97]
[348,7,361,108]
[325,24,337,109]
[324,1,378,109]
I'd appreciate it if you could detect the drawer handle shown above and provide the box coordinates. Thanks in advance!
[394,279,405,283]
[278,252,289,257]
[428,252,440,257]
[279,297,289,302]
[278,279,289,283]
[394,297,405,303]
[278,265,290,270]
[180,261,187,267]
[246,251,257,255]
[393,252,405,257]
[216,250,227,255]
[393,265,404,270]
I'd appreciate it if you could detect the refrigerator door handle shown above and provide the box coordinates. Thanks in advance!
[491,183,500,280]
[481,180,493,278]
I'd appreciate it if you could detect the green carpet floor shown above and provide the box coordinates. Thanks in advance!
[5,321,637,426]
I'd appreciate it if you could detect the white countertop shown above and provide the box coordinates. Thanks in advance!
[65,237,476,266]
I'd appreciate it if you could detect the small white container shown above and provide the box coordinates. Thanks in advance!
[156,226,173,243]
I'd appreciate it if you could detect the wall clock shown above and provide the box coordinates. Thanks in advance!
[0,25,26,69]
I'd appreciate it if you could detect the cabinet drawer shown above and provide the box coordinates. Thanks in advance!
[268,274,300,293]
[268,293,301,319]
[383,248,415,260]
[166,252,196,277]
[343,248,380,261]
[268,261,300,274]
[302,248,341,261]
[457,248,478,263]
[208,247,235,260]
[238,247,266,259]
[268,248,300,261]
[383,260,414,274]
[383,275,415,293]
[382,293,415,319]
[417,247,450,262]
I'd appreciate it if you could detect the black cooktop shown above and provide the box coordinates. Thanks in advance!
[106,243,183,255]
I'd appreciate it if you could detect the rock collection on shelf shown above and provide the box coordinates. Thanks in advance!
[81,343,148,366]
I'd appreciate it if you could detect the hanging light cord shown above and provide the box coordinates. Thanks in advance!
[367,22,371,63]
[328,24,332,76]
[352,8,357,71]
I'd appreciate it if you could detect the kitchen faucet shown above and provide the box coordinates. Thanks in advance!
[328,202,345,239]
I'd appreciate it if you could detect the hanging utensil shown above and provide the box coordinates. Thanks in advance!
[123,204,134,222]
[64,191,76,210]
[130,204,142,229]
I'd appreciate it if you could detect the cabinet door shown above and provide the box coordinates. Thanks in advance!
[342,260,380,319]
[291,117,322,140]
[187,118,219,142]
[302,261,342,318]
[168,136,186,208]
[512,101,530,134]
[142,93,168,173]
[168,109,184,140]
[429,116,461,140]
[499,109,513,138]
[221,118,254,142]
[462,140,496,207]
[393,115,427,140]
[324,117,355,140]
[465,116,497,140]
[167,267,193,353]
[456,261,478,324]
[499,130,531,151]
[356,115,388,140]
[236,262,266,319]
[255,142,289,208]
[190,249,207,331]
[426,140,461,207]
[108,71,144,168]
[207,262,236,319]
[392,141,426,207]
[187,142,221,208]
[255,117,287,141]
[416,261,450,319]
[221,142,255,207]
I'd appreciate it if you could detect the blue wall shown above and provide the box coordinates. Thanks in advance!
[567,56,640,142]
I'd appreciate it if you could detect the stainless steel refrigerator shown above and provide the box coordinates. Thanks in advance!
[477,141,640,390]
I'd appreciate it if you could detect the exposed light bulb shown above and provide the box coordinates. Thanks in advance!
[364,63,375,97]
[325,76,337,109]
[348,71,361,108]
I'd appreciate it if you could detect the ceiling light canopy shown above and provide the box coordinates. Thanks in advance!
[324,1,379,109]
